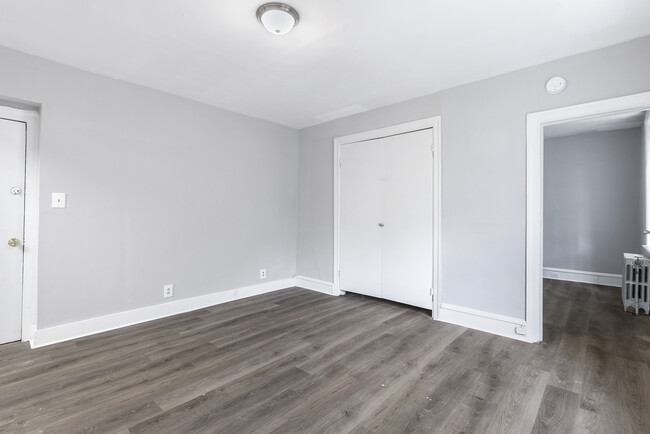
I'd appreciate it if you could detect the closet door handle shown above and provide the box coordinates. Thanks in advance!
[378,223,384,227]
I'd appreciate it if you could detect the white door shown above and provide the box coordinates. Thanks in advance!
[0,118,26,344]
[340,139,383,298]
[381,130,433,309]
[339,129,433,309]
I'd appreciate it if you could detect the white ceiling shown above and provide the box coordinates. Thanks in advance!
[0,0,649,128]
[545,111,647,138]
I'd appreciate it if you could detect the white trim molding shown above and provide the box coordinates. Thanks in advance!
[294,275,336,295]
[526,91,650,343]
[333,116,442,319]
[0,105,40,345]
[32,278,294,348]
[438,303,528,342]
[543,267,622,287]
[30,272,536,348]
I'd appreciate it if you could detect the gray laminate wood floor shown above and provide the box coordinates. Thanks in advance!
[1,280,649,433]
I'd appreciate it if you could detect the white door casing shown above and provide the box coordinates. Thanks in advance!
[334,117,441,317]
[0,105,39,346]
[526,91,650,343]
[336,120,439,311]
[0,117,26,344]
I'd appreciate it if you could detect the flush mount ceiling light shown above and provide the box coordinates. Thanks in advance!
[256,3,299,35]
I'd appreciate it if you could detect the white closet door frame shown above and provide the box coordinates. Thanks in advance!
[0,105,40,344]
[333,116,442,318]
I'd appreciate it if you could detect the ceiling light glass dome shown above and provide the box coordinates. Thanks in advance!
[256,3,299,35]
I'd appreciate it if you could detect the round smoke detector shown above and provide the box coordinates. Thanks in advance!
[545,76,567,94]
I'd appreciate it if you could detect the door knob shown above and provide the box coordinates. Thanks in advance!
[378,223,384,227]
[7,238,20,247]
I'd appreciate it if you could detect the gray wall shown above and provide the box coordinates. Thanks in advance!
[0,46,299,328]
[297,36,650,319]
[544,128,643,274]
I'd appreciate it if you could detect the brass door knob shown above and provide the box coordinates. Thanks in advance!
[8,238,20,247]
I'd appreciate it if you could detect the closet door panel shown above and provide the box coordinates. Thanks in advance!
[381,129,433,309]
[339,139,383,298]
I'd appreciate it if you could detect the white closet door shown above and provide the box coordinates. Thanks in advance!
[339,139,383,298]
[0,118,26,344]
[381,129,433,309]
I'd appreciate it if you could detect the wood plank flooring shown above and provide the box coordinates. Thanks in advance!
[1,280,649,433]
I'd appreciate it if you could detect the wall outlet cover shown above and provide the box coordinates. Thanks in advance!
[52,192,66,208]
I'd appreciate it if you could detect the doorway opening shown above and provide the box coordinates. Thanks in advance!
[526,91,650,342]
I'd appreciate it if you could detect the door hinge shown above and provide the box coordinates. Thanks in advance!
[514,325,526,336]
[338,269,341,278]
[431,143,434,155]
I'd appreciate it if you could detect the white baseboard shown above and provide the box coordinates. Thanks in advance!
[543,267,621,287]
[293,275,336,295]
[438,303,530,342]
[30,275,533,348]
[31,278,294,348]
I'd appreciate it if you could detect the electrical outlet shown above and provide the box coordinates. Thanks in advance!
[163,284,174,298]
[259,268,267,280]
[549,272,560,278]
[51,192,66,208]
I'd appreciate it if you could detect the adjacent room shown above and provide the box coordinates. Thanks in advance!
[1,1,650,432]
[539,112,650,433]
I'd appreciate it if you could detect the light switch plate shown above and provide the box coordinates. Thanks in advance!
[52,192,66,208]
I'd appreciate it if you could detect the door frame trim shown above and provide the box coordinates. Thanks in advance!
[0,105,40,344]
[526,91,650,343]
[333,116,442,318]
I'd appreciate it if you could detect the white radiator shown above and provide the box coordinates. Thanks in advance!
[623,253,650,315]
